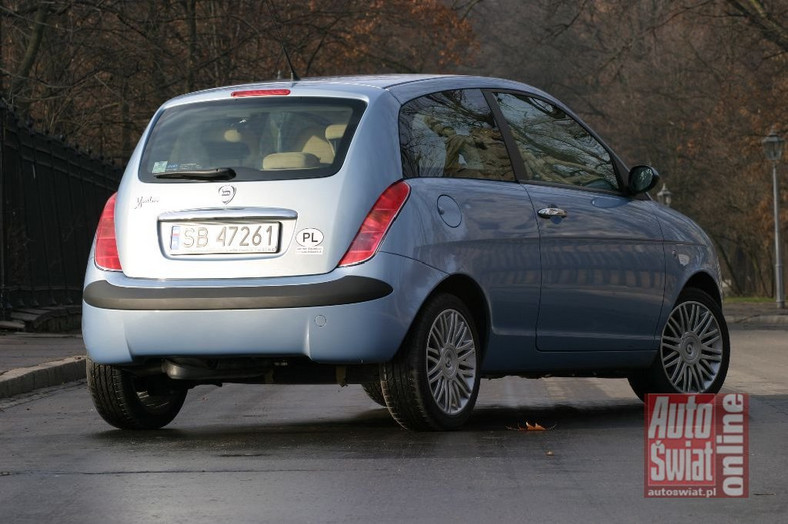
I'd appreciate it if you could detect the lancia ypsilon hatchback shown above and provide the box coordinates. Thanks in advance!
[83,75,729,431]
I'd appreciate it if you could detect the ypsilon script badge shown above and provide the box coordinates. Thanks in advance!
[219,185,236,205]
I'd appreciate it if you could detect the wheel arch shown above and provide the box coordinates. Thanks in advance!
[381,275,487,430]
[681,271,722,307]
[427,274,490,355]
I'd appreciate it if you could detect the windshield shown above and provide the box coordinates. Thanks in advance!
[139,97,366,182]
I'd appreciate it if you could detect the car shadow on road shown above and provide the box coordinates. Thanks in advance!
[470,400,644,431]
[88,400,645,459]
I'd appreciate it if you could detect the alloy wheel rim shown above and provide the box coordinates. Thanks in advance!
[425,309,477,415]
[661,301,723,392]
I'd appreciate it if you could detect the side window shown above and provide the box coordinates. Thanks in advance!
[494,92,619,191]
[399,89,515,182]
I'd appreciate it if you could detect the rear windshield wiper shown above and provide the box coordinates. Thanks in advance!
[154,168,236,181]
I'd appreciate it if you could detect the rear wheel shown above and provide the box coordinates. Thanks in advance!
[629,289,729,400]
[381,293,481,431]
[87,359,187,429]
[361,382,386,407]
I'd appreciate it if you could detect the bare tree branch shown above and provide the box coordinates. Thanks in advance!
[725,0,788,52]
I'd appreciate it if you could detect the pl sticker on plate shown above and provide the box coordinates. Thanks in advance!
[295,228,324,255]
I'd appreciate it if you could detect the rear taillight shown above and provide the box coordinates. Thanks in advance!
[95,193,121,271]
[339,181,410,267]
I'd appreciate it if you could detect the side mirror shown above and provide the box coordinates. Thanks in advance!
[628,165,660,195]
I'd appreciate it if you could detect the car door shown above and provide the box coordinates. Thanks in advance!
[491,91,665,352]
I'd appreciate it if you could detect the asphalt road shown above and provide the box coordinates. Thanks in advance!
[1,328,786,523]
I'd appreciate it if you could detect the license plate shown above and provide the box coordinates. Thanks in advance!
[167,222,280,255]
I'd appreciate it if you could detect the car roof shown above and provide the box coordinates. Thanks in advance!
[159,74,552,108]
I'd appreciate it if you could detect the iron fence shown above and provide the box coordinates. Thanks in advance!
[0,104,121,318]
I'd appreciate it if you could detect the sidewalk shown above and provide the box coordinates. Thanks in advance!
[1,303,786,399]
[0,332,86,399]
[721,301,788,325]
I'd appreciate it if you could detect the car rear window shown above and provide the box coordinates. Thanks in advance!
[138,97,366,182]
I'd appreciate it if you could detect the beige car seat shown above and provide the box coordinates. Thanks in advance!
[262,152,320,170]
[325,124,347,154]
[300,131,333,163]
[199,126,250,166]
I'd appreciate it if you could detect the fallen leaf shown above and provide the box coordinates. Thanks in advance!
[506,421,554,431]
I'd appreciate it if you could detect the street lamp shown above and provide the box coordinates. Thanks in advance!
[657,183,672,207]
[762,131,785,309]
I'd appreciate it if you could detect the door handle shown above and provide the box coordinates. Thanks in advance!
[537,207,568,219]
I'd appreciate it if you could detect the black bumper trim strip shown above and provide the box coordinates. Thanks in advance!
[83,276,393,311]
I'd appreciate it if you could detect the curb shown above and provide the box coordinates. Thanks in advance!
[0,356,86,399]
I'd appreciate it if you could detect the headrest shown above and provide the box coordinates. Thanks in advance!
[325,124,347,141]
[262,152,320,170]
[223,129,242,142]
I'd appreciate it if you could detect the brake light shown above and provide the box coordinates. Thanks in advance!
[339,181,410,267]
[231,89,291,97]
[95,193,121,271]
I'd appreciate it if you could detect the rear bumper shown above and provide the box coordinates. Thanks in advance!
[83,276,392,310]
[82,252,443,365]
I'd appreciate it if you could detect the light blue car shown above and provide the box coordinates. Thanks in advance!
[82,75,729,431]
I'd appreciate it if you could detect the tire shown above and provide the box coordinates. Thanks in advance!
[361,381,386,407]
[629,288,730,401]
[381,293,481,431]
[87,359,187,430]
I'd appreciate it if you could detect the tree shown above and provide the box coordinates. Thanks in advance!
[0,0,477,162]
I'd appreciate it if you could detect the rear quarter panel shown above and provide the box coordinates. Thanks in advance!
[380,177,542,371]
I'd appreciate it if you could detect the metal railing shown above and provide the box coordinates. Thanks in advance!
[0,104,121,318]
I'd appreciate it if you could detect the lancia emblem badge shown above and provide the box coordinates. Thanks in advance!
[219,184,236,204]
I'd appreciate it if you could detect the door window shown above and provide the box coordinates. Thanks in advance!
[494,93,619,191]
